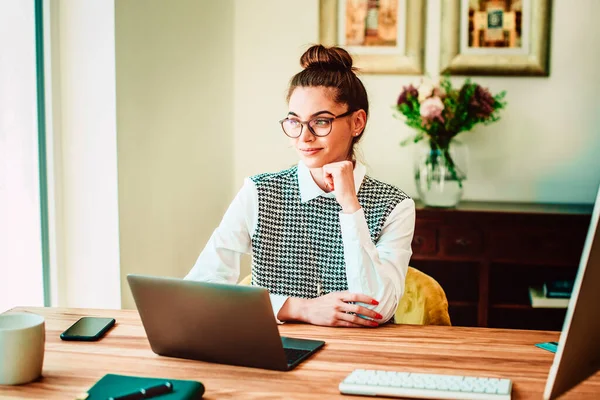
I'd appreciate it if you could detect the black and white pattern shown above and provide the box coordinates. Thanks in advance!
[250,165,409,299]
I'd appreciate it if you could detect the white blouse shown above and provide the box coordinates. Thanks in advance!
[185,161,415,323]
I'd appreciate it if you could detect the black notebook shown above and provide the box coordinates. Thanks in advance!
[85,374,204,400]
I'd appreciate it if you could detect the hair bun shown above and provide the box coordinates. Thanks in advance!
[300,45,354,72]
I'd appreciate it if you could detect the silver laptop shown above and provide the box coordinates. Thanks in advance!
[543,184,600,399]
[127,274,324,371]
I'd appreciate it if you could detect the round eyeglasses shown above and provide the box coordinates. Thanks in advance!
[279,110,355,138]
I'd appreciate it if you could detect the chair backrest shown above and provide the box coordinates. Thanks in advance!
[239,273,252,286]
[238,266,451,326]
[395,267,451,326]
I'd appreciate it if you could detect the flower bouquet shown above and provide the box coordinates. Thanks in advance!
[395,76,506,206]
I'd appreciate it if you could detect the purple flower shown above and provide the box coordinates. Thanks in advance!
[397,84,418,106]
[468,84,495,119]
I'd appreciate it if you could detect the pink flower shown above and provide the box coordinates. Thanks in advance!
[433,86,446,98]
[418,82,434,102]
[420,97,445,122]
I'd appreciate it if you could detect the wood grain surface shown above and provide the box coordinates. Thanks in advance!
[1,307,599,399]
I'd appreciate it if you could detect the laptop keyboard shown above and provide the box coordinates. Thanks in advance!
[284,348,311,365]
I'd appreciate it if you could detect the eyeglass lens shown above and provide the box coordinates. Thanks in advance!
[282,118,332,138]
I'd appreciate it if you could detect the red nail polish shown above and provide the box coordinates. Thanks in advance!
[371,321,379,327]
[371,300,379,305]
[376,313,383,319]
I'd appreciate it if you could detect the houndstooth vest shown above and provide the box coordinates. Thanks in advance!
[250,165,409,299]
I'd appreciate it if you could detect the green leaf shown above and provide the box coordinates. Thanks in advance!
[399,136,415,146]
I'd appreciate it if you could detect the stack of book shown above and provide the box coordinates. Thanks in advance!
[528,280,574,308]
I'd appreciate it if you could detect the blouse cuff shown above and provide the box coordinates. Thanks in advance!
[270,294,289,325]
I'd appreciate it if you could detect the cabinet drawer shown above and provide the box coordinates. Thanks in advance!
[440,227,483,257]
[489,228,585,265]
[412,225,437,255]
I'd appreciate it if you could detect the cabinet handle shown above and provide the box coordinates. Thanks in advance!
[455,237,470,246]
[414,236,424,246]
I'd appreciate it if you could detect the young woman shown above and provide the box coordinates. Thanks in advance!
[185,45,415,328]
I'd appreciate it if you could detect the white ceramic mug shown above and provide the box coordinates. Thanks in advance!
[0,312,45,385]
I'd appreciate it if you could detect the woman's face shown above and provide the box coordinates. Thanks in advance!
[286,86,363,168]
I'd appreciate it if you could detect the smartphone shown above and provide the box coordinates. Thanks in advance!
[60,317,116,341]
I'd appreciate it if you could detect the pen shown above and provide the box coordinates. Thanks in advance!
[108,381,173,400]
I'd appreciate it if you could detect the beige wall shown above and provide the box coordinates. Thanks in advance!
[116,0,234,309]
[233,0,600,206]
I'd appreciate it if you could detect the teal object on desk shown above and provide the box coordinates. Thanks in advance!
[535,341,558,353]
[86,374,204,400]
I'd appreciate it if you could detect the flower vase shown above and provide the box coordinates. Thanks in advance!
[414,138,468,208]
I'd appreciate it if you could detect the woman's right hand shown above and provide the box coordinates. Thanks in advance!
[279,291,382,327]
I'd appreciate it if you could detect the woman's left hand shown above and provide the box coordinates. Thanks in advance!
[322,161,361,214]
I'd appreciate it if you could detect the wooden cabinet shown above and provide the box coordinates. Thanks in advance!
[410,201,592,330]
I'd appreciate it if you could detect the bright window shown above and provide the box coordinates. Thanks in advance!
[0,0,45,313]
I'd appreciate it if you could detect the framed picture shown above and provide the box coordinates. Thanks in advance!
[319,0,425,74]
[440,0,552,76]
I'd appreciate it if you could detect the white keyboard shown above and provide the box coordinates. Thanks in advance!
[339,369,512,400]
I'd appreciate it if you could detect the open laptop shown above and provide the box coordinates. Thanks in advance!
[543,184,600,399]
[127,274,324,371]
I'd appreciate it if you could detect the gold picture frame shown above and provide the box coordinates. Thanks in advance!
[319,0,425,74]
[440,0,552,76]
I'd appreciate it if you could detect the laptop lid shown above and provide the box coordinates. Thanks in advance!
[543,186,600,399]
[127,274,323,371]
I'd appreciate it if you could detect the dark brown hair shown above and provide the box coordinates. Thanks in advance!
[287,45,369,160]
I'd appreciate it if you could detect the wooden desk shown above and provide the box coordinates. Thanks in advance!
[1,307,599,399]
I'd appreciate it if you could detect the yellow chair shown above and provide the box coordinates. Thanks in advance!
[395,267,451,326]
[239,273,252,286]
[239,267,451,326]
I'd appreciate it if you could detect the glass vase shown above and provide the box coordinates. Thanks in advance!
[414,138,468,208]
